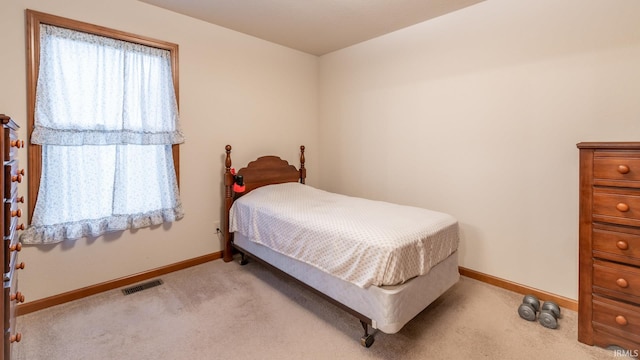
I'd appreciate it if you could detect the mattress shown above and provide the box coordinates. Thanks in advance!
[230,183,459,288]
[234,232,460,334]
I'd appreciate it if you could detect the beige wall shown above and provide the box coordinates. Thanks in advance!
[318,0,640,299]
[0,0,319,301]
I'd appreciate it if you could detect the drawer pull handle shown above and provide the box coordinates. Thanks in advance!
[616,203,630,212]
[15,262,25,270]
[616,240,629,250]
[10,291,25,303]
[615,315,628,326]
[17,196,25,203]
[616,278,629,288]
[16,223,25,231]
[9,243,22,252]
[617,165,631,174]
[11,174,22,183]
[11,209,22,218]
[10,140,24,149]
[10,333,22,343]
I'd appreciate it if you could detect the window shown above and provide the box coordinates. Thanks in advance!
[22,10,184,244]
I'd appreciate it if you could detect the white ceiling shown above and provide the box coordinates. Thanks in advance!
[139,0,485,56]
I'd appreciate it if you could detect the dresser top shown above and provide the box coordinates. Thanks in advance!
[577,142,640,149]
[0,115,19,129]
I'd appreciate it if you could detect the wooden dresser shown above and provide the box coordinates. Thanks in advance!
[0,114,25,359]
[577,142,640,355]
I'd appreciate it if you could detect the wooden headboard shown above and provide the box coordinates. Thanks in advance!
[223,145,306,262]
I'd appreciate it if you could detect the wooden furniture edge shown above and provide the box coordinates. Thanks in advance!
[16,251,222,316]
[459,266,578,311]
[577,146,595,344]
[576,142,640,149]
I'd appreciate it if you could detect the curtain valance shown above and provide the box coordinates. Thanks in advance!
[33,24,184,145]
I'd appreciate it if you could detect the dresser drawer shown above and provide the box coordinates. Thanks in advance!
[592,295,640,345]
[591,328,639,356]
[4,229,21,277]
[593,259,640,302]
[3,267,21,356]
[594,151,640,187]
[593,188,640,227]
[3,201,21,238]
[2,129,21,163]
[3,160,22,201]
[593,225,640,266]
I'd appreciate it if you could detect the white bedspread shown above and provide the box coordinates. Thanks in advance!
[229,183,459,288]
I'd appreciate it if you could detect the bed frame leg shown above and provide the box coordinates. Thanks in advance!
[239,252,249,266]
[360,320,375,348]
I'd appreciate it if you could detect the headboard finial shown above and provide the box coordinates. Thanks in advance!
[225,145,232,170]
[300,145,306,184]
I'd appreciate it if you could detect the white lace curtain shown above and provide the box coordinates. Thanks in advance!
[20,24,185,245]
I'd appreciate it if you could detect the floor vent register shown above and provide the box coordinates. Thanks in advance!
[122,279,164,295]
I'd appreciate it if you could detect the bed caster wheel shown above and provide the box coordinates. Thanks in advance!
[538,301,561,329]
[518,294,540,321]
[360,334,375,348]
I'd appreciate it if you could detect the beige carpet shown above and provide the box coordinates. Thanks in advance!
[14,257,617,360]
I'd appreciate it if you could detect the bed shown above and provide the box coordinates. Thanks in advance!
[222,145,460,347]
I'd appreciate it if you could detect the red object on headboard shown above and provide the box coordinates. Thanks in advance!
[232,183,245,193]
